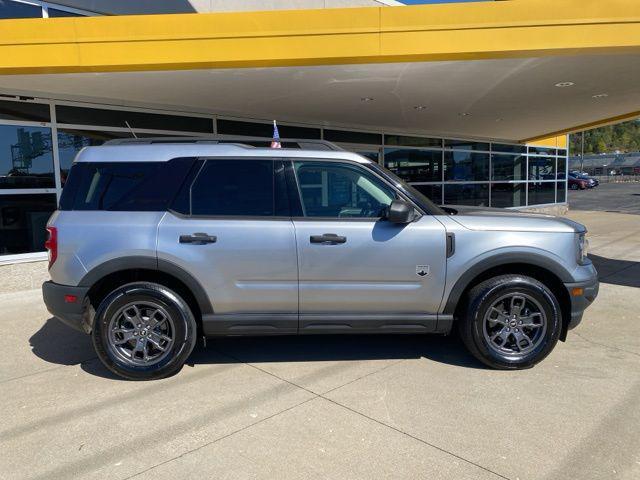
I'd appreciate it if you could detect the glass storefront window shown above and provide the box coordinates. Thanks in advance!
[491,183,526,208]
[0,194,56,254]
[56,105,213,133]
[556,181,566,203]
[217,119,320,139]
[384,135,441,148]
[0,0,42,18]
[0,100,50,123]
[528,156,555,180]
[411,184,442,205]
[557,156,567,179]
[444,139,490,151]
[528,182,555,205]
[57,129,130,183]
[444,151,489,181]
[324,129,382,145]
[444,183,489,206]
[47,8,82,17]
[491,143,527,154]
[0,125,54,189]
[384,148,442,182]
[529,146,556,156]
[492,154,526,181]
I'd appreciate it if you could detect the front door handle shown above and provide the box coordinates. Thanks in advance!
[179,233,217,245]
[310,233,347,245]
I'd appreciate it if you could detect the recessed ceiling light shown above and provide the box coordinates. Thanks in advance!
[495,118,503,122]
[554,81,575,88]
[459,112,471,117]
[592,93,608,98]
[360,97,374,102]
[413,105,427,111]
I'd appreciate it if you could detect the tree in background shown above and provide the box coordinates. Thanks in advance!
[570,119,640,155]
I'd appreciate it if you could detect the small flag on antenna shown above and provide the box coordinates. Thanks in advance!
[271,120,281,149]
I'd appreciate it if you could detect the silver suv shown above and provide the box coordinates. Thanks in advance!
[42,138,598,380]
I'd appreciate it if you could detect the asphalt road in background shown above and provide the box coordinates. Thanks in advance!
[569,182,640,214]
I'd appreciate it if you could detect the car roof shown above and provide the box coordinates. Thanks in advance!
[74,143,373,164]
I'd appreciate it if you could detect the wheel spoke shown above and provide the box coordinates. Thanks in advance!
[520,313,543,328]
[147,335,167,352]
[123,305,141,325]
[509,296,525,316]
[113,330,135,345]
[147,310,167,329]
[489,307,508,325]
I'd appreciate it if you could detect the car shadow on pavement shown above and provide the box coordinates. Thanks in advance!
[589,254,640,288]
[29,318,486,380]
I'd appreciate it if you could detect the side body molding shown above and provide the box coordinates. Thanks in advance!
[442,251,574,315]
[78,256,213,314]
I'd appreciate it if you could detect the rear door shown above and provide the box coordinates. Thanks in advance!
[157,158,298,335]
[289,159,447,333]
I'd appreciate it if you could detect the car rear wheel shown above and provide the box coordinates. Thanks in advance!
[92,282,197,380]
[458,275,561,369]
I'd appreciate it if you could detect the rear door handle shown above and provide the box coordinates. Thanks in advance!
[310,233,347,245]
[179,233,217,245]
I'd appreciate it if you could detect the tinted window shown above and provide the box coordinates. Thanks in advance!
[0,125,54,189]
[60,159,195,211]
[217,120,320,139]
[47,8,82,17]
[528,181,555,205]
[0,0,41,18]
[491,143,527,154]
[444,139,490,151]
[492,154,526,181]
[384,135,441,148]
[491,183,525,208]
[444,151,489,181]
[384,148,442,182]
[0,100,50,122]
[190,160,274,216]
[528,156,555,180]
[294,161,395,218]
[56,105,213,133]
[323,129,382,145]
[0,194,56,255]
[444,184,489,207]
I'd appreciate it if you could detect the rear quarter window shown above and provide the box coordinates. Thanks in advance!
[59,158,196,211]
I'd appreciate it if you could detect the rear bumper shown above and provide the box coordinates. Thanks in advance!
[42,281,92,333]
[564,275,599,331]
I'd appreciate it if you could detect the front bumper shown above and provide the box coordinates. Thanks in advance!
[564,275,599,331]
[42,281,92,333]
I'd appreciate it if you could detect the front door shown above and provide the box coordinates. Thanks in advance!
[289,159,447,333]
[157,158,298,335]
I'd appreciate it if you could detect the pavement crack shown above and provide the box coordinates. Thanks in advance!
[572,331,640,358]
[320,396,511,480]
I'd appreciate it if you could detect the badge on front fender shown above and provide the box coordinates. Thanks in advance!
[416,265,430,277]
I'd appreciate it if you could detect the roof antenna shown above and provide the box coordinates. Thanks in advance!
[124,121,138,139]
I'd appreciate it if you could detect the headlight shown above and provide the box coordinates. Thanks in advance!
[577,233,589,264]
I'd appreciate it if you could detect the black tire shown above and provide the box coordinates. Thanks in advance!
[457,275,561,370]
[92,282,197,380]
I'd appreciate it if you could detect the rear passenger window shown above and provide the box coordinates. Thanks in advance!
[59,158,195,211]
[190,160,275,216]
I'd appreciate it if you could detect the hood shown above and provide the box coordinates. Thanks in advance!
[443,205,586,233]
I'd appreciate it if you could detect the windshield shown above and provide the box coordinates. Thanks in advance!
[365,162,446,216]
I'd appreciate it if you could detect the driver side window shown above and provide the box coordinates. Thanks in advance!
[294,161,396,218]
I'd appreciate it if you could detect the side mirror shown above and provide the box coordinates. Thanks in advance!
[385,199,416,224]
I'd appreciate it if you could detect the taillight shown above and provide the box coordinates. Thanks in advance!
[44,226,57,269]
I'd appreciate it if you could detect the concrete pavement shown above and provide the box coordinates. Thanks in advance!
[0,210,639,480]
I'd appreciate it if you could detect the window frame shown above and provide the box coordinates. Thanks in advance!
[287,157,420,221]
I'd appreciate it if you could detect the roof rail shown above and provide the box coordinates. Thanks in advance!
[103,135,344,151]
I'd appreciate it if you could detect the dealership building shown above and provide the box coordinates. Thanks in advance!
[0,0,639,286]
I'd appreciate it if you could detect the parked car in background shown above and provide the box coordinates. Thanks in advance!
[568,172,598,189]
[567,173,588,190]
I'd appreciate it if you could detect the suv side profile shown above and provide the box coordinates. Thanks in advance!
[42,138,598,380]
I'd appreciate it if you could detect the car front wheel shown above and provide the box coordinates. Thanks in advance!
[458,275,562,369]
[92,282,197,380]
